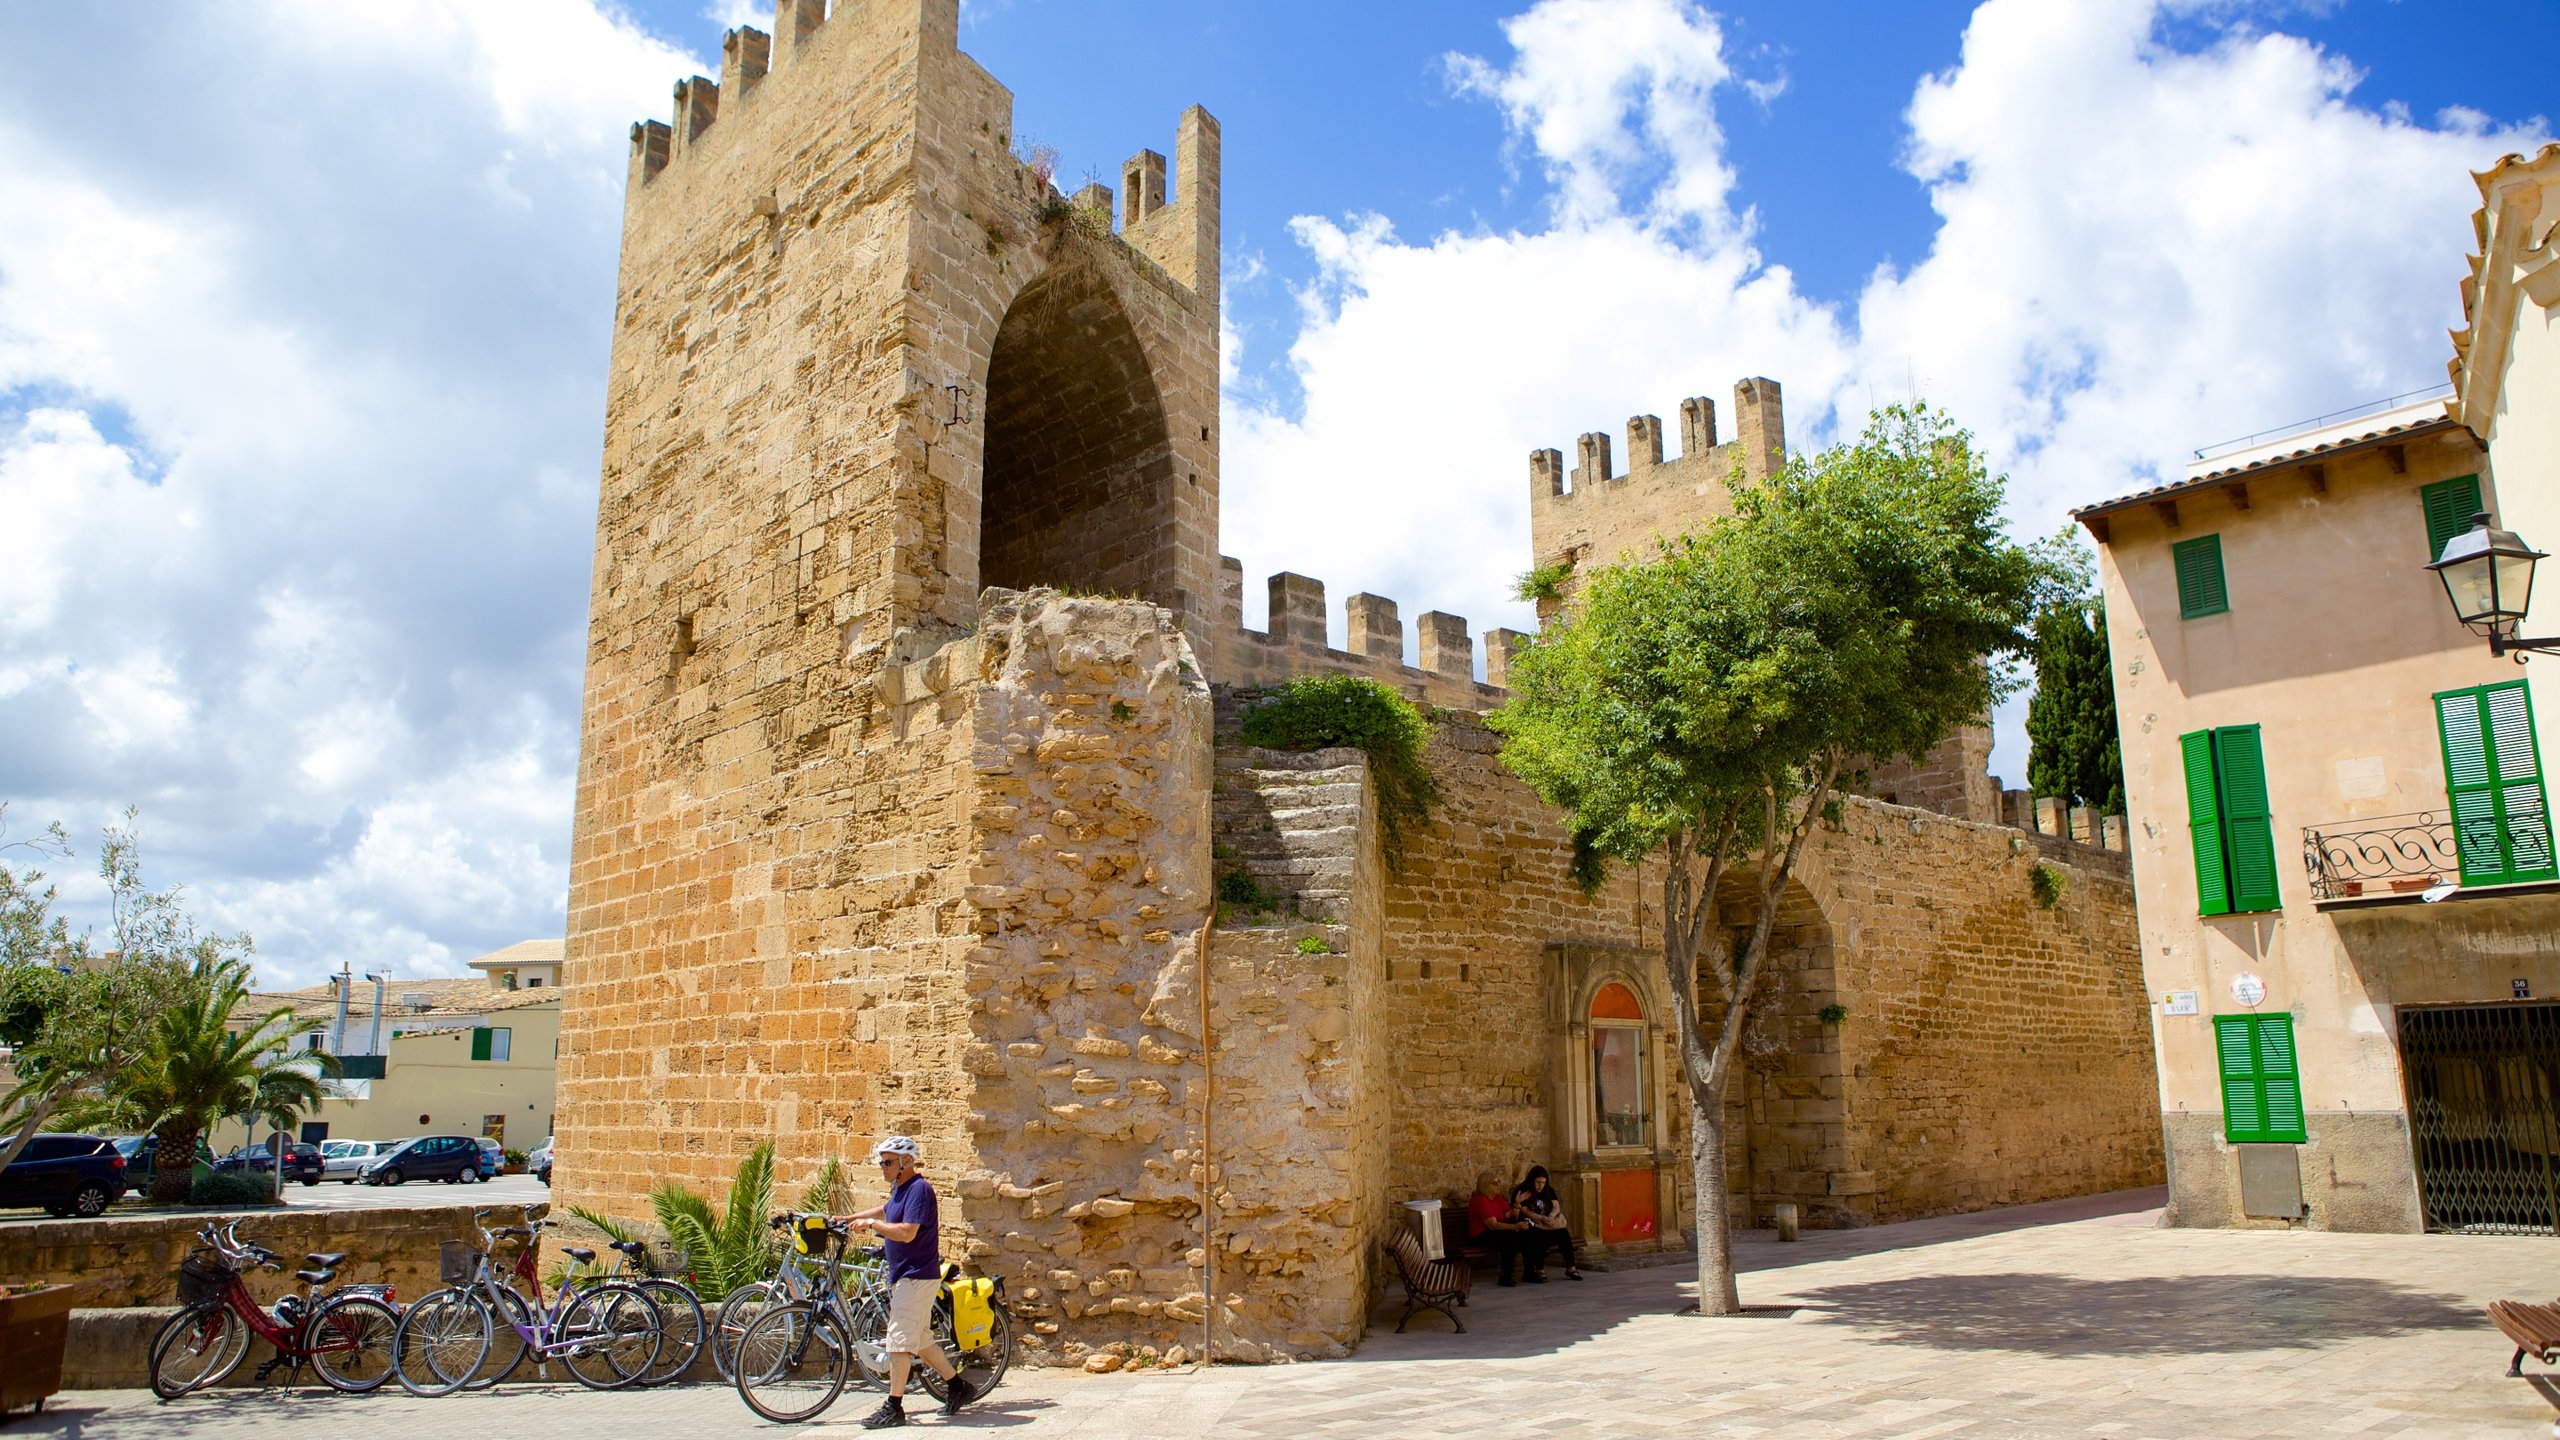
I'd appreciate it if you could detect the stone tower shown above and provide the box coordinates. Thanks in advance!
[560,0,1222,1221]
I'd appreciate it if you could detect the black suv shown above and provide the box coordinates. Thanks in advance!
[218,1141,325,1185]
[0,1133,129,1217]
[361,1134,483,1185]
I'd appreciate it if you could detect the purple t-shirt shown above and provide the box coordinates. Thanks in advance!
[882,1173,940,1281]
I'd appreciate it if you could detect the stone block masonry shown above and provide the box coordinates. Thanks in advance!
[0,1202,543,1311]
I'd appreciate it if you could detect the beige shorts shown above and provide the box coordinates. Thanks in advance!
[884,1276,944,1358]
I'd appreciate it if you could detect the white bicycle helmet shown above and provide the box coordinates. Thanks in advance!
[871,1134,921,1161]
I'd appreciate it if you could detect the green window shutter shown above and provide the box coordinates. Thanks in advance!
[2174,534,2228,619]
[470,1027,491,1062]
[2182,729,2231,915]
[2215,1013,2307,1144]
[2437,681,2557,885]
[2420,475,2483,564]
[2213,725,2282,912]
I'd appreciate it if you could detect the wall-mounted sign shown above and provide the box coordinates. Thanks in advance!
[2517,978,2533,1000]
[2231,973,2267,1007]
[2162,991,2200,1016]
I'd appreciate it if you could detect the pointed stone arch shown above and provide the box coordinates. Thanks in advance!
[977,261,1178,604]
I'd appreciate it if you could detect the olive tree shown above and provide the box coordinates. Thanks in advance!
[0,811,250,1174]
[1489,405,2047,1315]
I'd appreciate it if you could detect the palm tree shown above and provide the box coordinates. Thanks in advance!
[105,958,331,1203]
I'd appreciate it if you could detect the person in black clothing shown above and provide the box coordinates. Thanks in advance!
[1510,1165,1583,1282]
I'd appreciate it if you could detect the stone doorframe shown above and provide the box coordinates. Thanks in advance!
[1545,941,1685,1256]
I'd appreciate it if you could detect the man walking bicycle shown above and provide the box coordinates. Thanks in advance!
[845,1135,975,1428]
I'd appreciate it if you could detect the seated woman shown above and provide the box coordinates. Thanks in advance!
[1465,1171,1532,1286]
[1510,1166,1583,1282]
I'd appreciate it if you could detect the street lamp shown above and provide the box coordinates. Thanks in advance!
[2429,510,2557,659]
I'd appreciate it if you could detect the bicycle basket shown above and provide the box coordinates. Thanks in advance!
[175,1250,233,1307]
[650,1244,690,1276]
[438,1240,478,1286]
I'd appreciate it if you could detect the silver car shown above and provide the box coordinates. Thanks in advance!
[319,1139,393,1183]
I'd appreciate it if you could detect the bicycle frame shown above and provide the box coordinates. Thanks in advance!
[464,1217,622,1360]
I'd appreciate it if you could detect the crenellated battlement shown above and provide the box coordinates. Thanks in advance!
[1527,377,1787,612]
[1207,556,1525,712]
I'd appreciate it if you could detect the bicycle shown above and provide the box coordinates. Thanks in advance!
[147,1219,401,1398]
[576,1236,706,1386]
[709,1221,838,1382]
[391,1207,663,1396]
[732,1213,1012,1424]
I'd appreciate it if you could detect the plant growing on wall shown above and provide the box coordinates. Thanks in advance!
[1239,675,1442,870]
[1513,561,1572,605]
[2025,537,2125,814]
[1489,404,2046,1316]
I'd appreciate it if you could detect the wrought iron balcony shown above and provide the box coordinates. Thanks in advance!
[2301,811,2458,901]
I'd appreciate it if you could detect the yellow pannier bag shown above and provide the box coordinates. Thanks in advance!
[946,1274,998,1351]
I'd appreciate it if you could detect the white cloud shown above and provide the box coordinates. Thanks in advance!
[0,1,696,986]
[1223,0,2546,782]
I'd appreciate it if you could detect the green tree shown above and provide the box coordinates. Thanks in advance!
[1,811,241,1174]
[1489,405,2046,1315]
[2024,539,2125,813]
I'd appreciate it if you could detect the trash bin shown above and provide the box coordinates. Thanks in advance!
[1403,1198,1446,1261]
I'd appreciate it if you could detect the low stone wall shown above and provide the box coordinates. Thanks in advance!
[0,1201,540,1310]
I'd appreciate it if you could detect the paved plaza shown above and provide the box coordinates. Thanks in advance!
[25,1188,2560,1437]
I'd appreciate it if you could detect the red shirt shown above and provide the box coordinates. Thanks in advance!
[1466,1191,1512,1239]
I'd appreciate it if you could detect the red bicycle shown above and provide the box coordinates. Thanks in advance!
[147,1219,401,1398]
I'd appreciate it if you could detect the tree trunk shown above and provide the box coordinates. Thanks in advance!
[0,1090,62,1173]
[1688,1067,1742,1315]
[151,1118,201,1204]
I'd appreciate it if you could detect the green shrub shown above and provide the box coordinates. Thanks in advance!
[1240,676,1441,870]
[2030,863,2068,909]
[1514,561,1571,604]
[1294,934,1334,956]
[187,1168,278,1207]
[1818,1003,1848,1026]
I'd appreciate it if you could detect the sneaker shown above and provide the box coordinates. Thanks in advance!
[1565,1269,1584,1281]
[942,1375,977,1415]
[861,1397,908,1429]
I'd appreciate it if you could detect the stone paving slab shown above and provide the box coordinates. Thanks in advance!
[23,1188,2560,1437]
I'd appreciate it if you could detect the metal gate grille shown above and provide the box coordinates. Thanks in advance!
[2399,1002,2560,1235]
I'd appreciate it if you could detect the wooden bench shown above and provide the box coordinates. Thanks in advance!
[2489,1299,2560,1377]
[1383,1230,1471,1333]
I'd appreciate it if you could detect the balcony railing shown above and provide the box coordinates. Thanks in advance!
[2301,811,2458,901]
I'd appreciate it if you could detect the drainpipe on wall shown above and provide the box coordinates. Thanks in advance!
[1197,921,1216,1368]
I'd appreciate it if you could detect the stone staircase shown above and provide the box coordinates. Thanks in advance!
[1211,745,1369,924]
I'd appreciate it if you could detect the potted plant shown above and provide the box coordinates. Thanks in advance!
[0,1283,75,1417]
[502,1147,529,1175]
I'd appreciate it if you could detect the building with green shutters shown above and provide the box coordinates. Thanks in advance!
[2076,385,2558,1234]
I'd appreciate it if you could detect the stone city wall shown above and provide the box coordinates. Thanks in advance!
[0,1202,542,1311]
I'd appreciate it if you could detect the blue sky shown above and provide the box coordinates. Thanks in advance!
[0,0,2550,986]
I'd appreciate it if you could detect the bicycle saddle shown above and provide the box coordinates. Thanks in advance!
[305,1251,347,1268]
[561,1245,597,1264]
[295,1268,335,1285]
[609,1239,647,1256]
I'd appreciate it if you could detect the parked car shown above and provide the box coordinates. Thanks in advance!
[358,1134,483,1186]
[216,1141,324,1185]
[318,1139,392,1183]
[530,1136,554,1186]
[0,1134,128,1217]
[472,1137,503,1181]
[111,1134,212,1189]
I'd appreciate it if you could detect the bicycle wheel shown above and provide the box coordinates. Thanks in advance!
[556,1282,662,1391]
[148,1305,245,1400]
[305,1294,399,1392]
[462,1283,533,1389]
[916,1297,1012,1402]
[733,1303,852,1424]
[711,1281,779,1382]
[393,1288,492,1398]
[635,1277,705,1386]
[842,1289,890,1389]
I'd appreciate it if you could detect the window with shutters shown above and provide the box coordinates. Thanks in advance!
[2435,681,2556,887]
[2179,723,2282,914]
[2420,475,2484,565]
[2215,1012,2307,1143]
[469,1027,511,1062]
[2173,534,2227,620]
